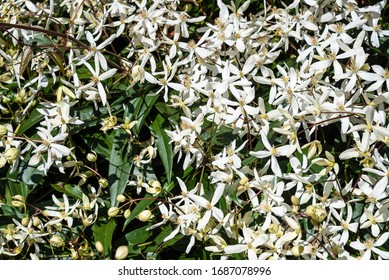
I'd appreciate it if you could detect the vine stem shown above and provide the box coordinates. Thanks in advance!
[0,22,125,72]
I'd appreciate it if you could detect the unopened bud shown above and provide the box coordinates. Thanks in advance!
[116,194,126,203]
[239,177,249,185]
[0,124,8,136]
[124,209,131,219]
[131,65,145,83]
[268,223,279,234]
[4,147,19,163]
[138,210,152,222]
[50,235,65,247]
[11,195,25,208]
[305,204,327,223]
[108,207,120,218]
[115,245,129,260]
[99,178,108,188]
[291,196,299,206]
[86,152,97,162]
[21,217,30,227]
[95,241,104,253]
[291,245,304,257]
[305,205,315,217]
[33,216,41,227]
[149,180,161,190]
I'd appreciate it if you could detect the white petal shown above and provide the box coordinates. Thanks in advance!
[224,244,247,255]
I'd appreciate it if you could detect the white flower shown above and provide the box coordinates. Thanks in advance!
[30,119,72,174]
[224,226,268,260]
[78,31,117,71]
[350,232,389,260]
[188,185,225,230]
[249,130,291,177]
[79,62,117,105]
[363,18,389,47]
[45,194,80,227]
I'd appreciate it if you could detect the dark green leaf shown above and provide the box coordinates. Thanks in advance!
[50,184,83,200]
[125,225,153,245]
[130,89,159,134]
[108,129,132,207]
[15,107,44,135]
[93,219,116,256]
[150,114,173,184]
[0,204,24,219]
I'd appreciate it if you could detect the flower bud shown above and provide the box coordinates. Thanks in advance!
[95,241,104,253]
[131,65,145,83]
[0,156,6,168]
[86,152,97,162]
[99,178,108,188]
[312,205,327,223]
[138,210,152,222]
[115,245,129,260]
[124,209,131,219]
[4,147,19,163]
[108,207,120,218]
[33,216,41,227]
[116,194,126,203]
[239,177,249,185]
[291,195,299,206]
[147,145,157,158]
[306,204,327,223]
[305,205,315,217]
[0,124,8,136]
[11,195,25,208]
[15,89,27,103]
[268,223,279,234]
[21,217,30,227]
[152,180,161,188]
[291,245,304,257]
[50,235,65,247]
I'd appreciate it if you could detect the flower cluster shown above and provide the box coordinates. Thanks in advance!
[1,0,389,260]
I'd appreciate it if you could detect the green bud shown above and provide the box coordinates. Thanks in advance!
[4,147,19,163]
[291,245,304,257]
[11,195,25,208]
[291,196,299,206]
[108,207,120,218]
[116,194,126,203]
[33,216,41,227]
[124,209,131,219]
[99,178,108,188]
[21,217,30,227]
[268,223,279,234]
[50,235,65,247]
[0,124,8,136]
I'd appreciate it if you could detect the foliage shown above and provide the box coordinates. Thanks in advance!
[0,0,389,260]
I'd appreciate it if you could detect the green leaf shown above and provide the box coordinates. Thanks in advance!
[123,194,156,230]
[150,114,173,184]
[50,184,83,200]
[15,107,44,135]
[82,129,116,160]
[93,219,116,256]
[155,101,180,125]
[130,88,159,134]
[144,224,185,253]
[108,129,132,207]
[6,169,31,202]
[0,204,24,219]
[125,225,153,245]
